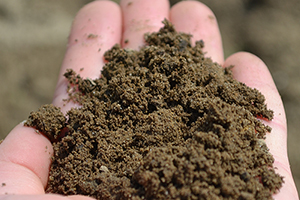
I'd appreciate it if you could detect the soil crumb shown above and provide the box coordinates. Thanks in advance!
[25,20,283,200]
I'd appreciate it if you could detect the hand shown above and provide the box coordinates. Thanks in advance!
[0,0,298,199]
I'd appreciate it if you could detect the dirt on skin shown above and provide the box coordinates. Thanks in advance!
[25,20,283,200]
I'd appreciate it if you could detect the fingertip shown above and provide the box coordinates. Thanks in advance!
[120,0,170,49]
[225,51,287,127]
[170,0,224,64]
[65,0,122,78]
[224,52,279,100]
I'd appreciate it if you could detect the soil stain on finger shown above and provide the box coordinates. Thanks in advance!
[25,20,282,200]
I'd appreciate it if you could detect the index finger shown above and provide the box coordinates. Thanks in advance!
[52,1,122,113]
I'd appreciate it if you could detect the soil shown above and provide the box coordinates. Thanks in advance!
[25,20,282,200]
[1,1,300,195]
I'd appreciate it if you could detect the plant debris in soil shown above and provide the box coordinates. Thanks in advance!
[25,20,283,200]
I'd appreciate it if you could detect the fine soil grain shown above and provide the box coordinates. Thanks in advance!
[25,20,283,200]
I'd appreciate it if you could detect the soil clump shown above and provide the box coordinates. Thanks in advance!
[25,20,283,200]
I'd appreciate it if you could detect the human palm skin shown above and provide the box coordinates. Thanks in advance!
[0,0,298,199]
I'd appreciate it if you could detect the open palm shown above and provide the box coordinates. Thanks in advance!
[0,0,298,199]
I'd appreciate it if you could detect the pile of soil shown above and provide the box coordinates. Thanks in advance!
[25,20,283,200]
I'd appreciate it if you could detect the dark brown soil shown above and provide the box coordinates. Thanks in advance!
[25,20,283,200]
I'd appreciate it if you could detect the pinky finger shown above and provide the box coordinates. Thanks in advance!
[224,52,299,199]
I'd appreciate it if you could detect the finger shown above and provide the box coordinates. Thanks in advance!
[224,52,287,158]
[120,0,170,49]
[52,0,122,113]
[0,194,95,200]
[0,124,97,197]
[224,52,299,199]
[170,1,224,64]
[0,123,53,194]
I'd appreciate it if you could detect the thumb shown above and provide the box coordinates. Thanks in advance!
[0,194,95,200]
[0,122,52,194]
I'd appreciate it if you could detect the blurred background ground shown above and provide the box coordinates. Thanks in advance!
[0,0,299,196]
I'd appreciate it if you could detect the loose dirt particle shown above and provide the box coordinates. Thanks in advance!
[25,20,282,200]
[87,34,98,39]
